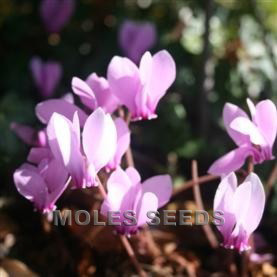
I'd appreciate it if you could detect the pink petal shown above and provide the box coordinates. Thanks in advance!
[125,167,141,185]
[47,113,84,187]
[139,50,176,111]
[141,174,172,208]
[27,147,52,164]
[107,56,141,114]
[101,167,133,216]
[106,118,130,170]
[36,99,88,126]
[208,146,253,175]
[136,192,158,226]
[13,164,47,210]
[72,77,97,110]
[82,108,117,172]
[213,173,237,236]
[230,117,266,146]
[233,173,265,236]
[86,73,119,113]
[223,103,250,146]
[253,100,277,148]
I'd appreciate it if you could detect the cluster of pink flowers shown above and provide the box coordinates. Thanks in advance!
[13,50,176,234]
[11,1,277,252]
[210,99,277,252]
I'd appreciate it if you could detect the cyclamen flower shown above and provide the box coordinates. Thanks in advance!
[40,0,75,33]
[107,50,176,121]
[106,118,130,172]
[214,172,265,252]
[208,99,277,175]
[30,57,62,99]
[47,108,117,188]
[119,20,157,64]
[72,73,119,113]
[13,158,69,214]
[101,166,172,235]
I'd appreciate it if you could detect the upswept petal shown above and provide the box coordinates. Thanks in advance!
[141,174,172,208]
[72,77,97,110]
[47,113,84,187]
[253,100,277,148]
[136,192,158,226]
[82,108,117,172]
[13,164,47,210]
[223,103,249,146]
[10,122,37,146]
[230,117,266,146]
[140,50,176,110]
[86,73,119,113]
[233,173,265,236]
[36,99,88,126]
[208,146,253,175]
[101,167,133,216]
[107,56,141,113]
[106,118,130,170]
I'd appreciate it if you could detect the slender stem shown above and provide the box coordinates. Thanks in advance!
[191,160,219,248]
[96,175,146,276]
[119,235,147,277]
[171,174,220,200]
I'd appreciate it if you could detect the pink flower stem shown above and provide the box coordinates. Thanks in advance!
[191,160,219,248]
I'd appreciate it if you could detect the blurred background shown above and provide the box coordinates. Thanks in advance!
[0,0,276,276]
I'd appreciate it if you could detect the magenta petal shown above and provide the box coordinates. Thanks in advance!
[119,20,157,64]
[208,146,253,175]
[40,0,75,33]
[36,99,88,126]
[13,164,48,211]
[10,122,37,146]
[27,147,52,164]
[30,57,62,98]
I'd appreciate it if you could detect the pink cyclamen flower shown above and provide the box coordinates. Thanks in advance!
[119,20,157,64]
[105,118,131,172]
[47,108,117,188]
[101,166,172,235]
[107,50,176,121]
[10,123,47,147]
[214,172,265,252]
[13,158,69,213]
[40,0,75,33]
[30,57,62,98]
[72,73,119,113]
[208,99,277,175]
